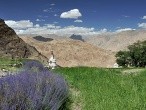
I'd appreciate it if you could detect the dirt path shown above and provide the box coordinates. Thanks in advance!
[70,87,83,110]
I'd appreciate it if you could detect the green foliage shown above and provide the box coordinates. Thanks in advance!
[0,57,23,70]
[116,51,130,67]
[0,58,34,72]
[116,40,146,67]
[55,67,146,110]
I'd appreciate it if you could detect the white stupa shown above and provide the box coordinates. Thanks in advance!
[113,63,119,68]
[48,50,57,69]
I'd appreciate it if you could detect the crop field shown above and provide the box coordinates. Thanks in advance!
[55,67,146,110]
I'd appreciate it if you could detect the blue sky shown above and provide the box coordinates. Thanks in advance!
[1,0,146,35]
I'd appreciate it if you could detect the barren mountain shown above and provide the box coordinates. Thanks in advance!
[0,19,47,63]
[84,30,146,52]
[20,29,146,53]
[21,36,116,67]
[19,29,146,67]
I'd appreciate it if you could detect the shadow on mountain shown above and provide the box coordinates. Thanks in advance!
[33,36,53,42]
[70,34,84,42]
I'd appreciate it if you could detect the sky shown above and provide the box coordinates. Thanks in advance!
[0,0,146,35]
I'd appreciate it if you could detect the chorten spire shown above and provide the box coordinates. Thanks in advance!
[48,50,57,69]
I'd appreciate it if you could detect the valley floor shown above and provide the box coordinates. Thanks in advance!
[1,58,146,110]
[55,67,146,110]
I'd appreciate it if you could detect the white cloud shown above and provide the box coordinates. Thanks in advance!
[138,23,146,28]
[53,21,58,24]
[36,19,45,22]
[60,9,82,19]
[74,20,83,23]
[142,16,146,19]
[122,15,130,18]
[43,9,49,12]
[5,20,109,36]
[43,9,57,13]
[98,28,108,33]
[56,26,94,35]
[54,14,58,17]
[50,3,55,6]
[36,19,40,21]
[44,24,61,29]
[5,20,33,29]
[115,28,135,33]
[34,24,40,28]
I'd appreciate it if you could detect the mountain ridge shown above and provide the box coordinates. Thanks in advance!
[19,29,146,52]
[0,19,48,64]
[84,30,146,52]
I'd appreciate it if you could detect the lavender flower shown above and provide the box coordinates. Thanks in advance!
[22,60,45,72]
[0,60,68,110]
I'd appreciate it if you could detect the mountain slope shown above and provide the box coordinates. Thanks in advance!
[0,19,47,63]
[84,30,146,52]
[21,37,116,67]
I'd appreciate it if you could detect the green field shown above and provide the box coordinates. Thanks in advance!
[55,67,146,110]
[1,58,146,110]
[0,57,22,65]
[0,58,36,71]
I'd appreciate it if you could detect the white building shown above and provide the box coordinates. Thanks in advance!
[48,51,57,69]
[113,63,119,68]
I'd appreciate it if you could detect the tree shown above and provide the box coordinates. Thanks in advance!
[116,40,146,67]
[115,51,130,67]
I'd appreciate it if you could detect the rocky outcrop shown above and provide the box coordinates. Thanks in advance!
[70,34,84,42]
[33,36,53,42]
[0,18,48,63]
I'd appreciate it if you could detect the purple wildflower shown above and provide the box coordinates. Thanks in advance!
[0,61,69,110]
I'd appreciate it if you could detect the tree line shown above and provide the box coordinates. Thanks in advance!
[116,40,146,67]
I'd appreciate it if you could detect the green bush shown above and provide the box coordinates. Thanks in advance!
[116,40,146,67]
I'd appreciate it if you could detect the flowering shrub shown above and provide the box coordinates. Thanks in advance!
[0,60,69,110]
[22,60,45,72]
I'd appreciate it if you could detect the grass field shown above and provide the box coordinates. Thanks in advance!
[0,58,22,68]
[0,58,32,71]
[1,58,146,110]
[55,67,146,110]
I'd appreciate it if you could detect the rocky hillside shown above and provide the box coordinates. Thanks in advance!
[19,30,146,67]
[84,30,146,52]
[69,34,84,42]
[21,37,116,67]
[20,30,146,53]
[0,19,47,63]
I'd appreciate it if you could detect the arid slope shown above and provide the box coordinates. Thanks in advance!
[0,19,47,63]
[21,37,116,67]
[85,30,146,52]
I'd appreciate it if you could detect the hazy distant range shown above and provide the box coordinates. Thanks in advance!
[19,29,146,52]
